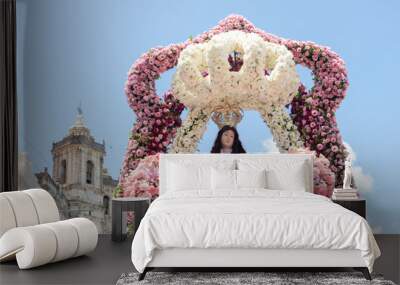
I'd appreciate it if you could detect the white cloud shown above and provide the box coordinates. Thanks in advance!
[344,142,374,192]
[262,138,280,153]
[352,167,374,192]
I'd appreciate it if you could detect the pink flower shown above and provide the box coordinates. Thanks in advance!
[136,148,144,157]
[312,154,335,197]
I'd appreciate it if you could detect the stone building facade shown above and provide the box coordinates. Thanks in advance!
[36,109,118,234]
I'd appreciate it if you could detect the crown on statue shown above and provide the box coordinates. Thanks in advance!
[211,106,243,129]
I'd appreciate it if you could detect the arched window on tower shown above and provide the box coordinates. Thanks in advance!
[103,195,110,215]
[60,160,67,184]
[86,160,94,184]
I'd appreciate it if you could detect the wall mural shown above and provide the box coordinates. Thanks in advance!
[117,15,348,200]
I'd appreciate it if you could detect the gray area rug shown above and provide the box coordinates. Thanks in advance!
[116,271,396,285]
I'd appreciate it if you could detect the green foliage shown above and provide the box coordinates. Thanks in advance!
[127,220,135,237]
[113,185,123,198]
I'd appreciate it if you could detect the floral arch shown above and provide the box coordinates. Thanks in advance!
[116,15,349,198]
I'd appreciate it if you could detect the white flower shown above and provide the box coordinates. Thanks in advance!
[170,31,303,153]
[172,31,299,110]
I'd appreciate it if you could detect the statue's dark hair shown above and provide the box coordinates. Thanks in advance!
[210,125,246,153]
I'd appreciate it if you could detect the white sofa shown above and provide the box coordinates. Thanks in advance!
[0,189,98,269]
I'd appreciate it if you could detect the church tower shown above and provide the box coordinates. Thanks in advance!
[51,108,105,191]
[36,106,117,233]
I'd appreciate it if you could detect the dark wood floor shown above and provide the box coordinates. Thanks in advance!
[0,234,399,285]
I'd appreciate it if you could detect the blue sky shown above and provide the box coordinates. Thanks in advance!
[17,0,400,233]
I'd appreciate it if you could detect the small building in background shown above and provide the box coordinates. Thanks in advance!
[36,108,118,233]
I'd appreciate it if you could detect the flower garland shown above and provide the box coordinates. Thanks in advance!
[118,14,349,198]
[120,153,160,199]
[170,108,212,153]
[290,84,348,183]
[170,30,301,153]
[172,31,300,109]
[313,154,336,197]
[259,105,304,152]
